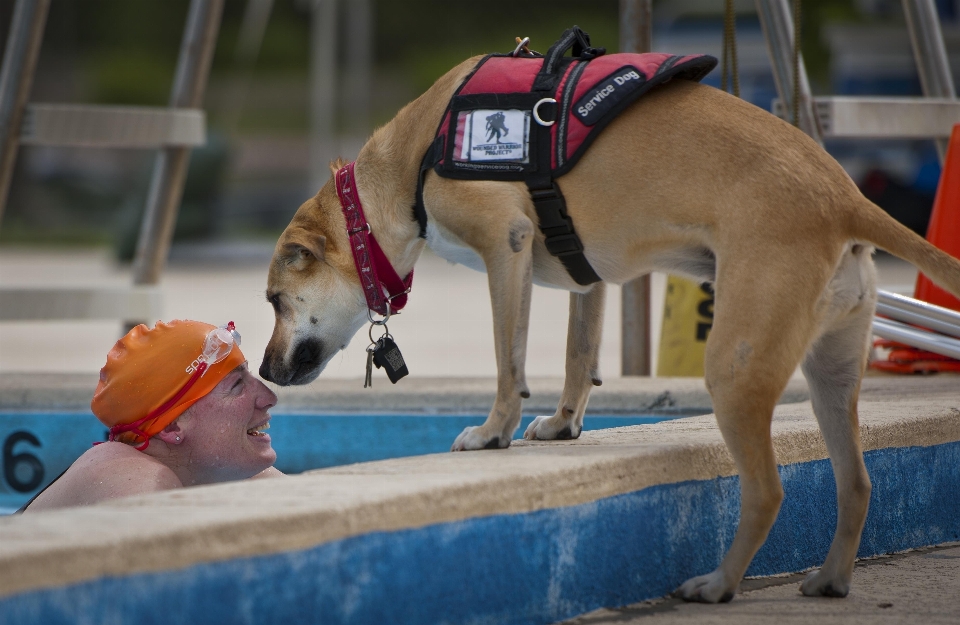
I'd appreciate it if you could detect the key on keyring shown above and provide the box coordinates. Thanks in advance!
[372,335,408,383]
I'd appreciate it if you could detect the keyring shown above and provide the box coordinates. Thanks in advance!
[533,98,557,127]
[368,322,390,345]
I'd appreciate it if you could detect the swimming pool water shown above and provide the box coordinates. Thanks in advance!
[0,412,691,513]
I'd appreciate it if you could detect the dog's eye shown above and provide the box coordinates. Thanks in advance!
[267,294,282,313]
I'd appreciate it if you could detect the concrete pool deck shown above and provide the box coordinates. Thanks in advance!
[0,372,957,624]
[562,542,960,625]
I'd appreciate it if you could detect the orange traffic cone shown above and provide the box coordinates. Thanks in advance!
[914,123,960,311]
[871,123,960,374]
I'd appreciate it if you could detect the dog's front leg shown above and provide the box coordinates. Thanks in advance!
[451,212,535,451]
[524,284,605,440]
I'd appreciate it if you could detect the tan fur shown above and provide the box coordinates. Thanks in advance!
[261,55,960,602]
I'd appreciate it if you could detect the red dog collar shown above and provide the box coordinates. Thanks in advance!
[335,161,413,317]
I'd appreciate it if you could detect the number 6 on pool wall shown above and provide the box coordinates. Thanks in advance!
[3,431,45,493]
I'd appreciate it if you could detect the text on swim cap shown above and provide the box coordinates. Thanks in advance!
[186,354,208,375]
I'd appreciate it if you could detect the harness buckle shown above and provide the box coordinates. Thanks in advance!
[530,185,572,232]
[544,233,584,256]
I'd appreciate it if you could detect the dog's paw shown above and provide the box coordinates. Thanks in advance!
[800,569,850,598]
[675,571,737,603]
[523,415,581,441]
[451,426,510,451]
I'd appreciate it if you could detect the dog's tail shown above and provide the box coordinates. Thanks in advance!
[849,195,960,299]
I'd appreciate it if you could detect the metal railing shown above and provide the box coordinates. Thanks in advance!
[873,291,960,360]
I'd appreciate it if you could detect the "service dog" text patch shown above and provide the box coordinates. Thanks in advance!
[573,66,646,126]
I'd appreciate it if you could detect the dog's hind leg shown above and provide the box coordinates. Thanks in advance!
[677,256,827,603]
[524,283,606,440]
[799,248,875,597]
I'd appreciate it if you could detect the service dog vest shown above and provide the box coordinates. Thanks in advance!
[414,27,717,285]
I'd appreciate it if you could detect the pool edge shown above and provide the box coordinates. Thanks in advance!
[0,393,957,620]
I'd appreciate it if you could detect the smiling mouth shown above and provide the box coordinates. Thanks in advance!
[247,422,270,437]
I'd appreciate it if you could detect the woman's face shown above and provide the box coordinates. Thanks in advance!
[175,363,278,484]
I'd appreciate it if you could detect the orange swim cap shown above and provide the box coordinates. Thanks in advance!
[91,320,246,447]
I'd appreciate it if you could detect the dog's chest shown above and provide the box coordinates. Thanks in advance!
[425,222,487,273]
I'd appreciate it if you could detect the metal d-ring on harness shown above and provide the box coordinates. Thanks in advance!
[532,98,557,126]
[512,36,532,57]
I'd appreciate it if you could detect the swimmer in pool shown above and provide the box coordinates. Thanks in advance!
[21,319,282,513]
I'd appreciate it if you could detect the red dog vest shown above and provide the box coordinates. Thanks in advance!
[415,27,716,285]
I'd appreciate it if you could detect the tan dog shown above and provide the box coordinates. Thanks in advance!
[260,55,960,603]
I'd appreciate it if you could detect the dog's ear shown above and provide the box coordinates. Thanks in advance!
[329,158,347,175]
[278,227,326,270]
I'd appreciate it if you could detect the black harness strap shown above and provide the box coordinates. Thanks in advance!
[525,27,602,285]
[527,182,601,285]
[414,136,442,239]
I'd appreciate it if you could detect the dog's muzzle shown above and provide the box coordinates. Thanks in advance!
[260,338,324,386]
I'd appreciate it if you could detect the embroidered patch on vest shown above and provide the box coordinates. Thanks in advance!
[454,109,531,163]
[573,65,646,126]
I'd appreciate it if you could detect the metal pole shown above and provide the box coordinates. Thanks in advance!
[621,275,653,376]
[872,317,960,360]
[877,290,960,337]
[619,0,652,55]
[902,0,956,162]
[343,0,371,136]
[0,0,50,229]
[310,0,337,193]
[220,0,275,136]
[619,0,653,376]
[132,0,224,285]
[755,0,823,145]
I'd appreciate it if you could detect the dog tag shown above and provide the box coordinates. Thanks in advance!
[372,335,409,384]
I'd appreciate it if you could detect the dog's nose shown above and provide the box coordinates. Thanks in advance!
[290,339,323,384]
[293,339,322,367]
[258,359,275,383]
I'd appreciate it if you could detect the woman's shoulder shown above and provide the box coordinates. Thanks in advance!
[77,442,182,490]
[24,443,181,512]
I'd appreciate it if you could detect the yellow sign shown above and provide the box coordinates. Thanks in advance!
[657,276,714,376]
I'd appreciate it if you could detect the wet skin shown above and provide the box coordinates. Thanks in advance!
[23,364,280,512]
[168,363,279,485]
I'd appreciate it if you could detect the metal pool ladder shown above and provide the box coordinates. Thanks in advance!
[0,0,224,325]
[758,0,960,360]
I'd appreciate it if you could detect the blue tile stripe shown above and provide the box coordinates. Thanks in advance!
[2,441,958,625]
[0,412,680,512]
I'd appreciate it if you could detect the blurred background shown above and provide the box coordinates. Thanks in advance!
[3,0,958,253]
[0,0,957,377]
